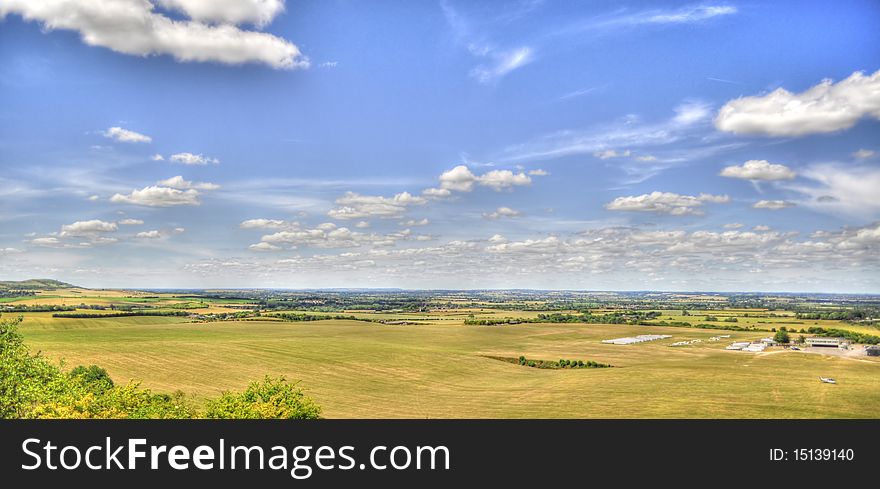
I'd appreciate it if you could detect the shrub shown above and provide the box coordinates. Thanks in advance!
[204,376,321,419]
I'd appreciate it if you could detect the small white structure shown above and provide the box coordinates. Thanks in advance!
[602,334,671,345]
[741,343,766,352]
[760,337,777,346]
[726,342,751,351]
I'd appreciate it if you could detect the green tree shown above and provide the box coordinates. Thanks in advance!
[774,329,791,344]
[204,376,321,419]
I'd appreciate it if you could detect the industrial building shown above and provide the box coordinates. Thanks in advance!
[805,337,848,348]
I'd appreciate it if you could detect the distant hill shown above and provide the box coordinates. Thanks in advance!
[0,279,77,291]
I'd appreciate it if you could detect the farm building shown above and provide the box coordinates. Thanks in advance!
[759,337,777,346]
[805,337,848,348]
[867,346,880,357]
[601,334,671,345]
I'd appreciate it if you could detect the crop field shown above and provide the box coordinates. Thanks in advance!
[9,288,880,419]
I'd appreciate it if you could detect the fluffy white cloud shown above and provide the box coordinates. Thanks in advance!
[151,154,164,161]
[249,242,282,251]
[158,175,220,190]
[60,219,118,236]
[0,0,307,69]
[528,169,549,176]
[117,219,144,225]
[156,0,284,26]
[239,218,290,229]
[102,126,151,143]
[715,69,880,136]
[483,207,521,220]
[422,187,452,199]
[720,159,796,181]
[436,165,533,194]
[169,152,219,165]
[753,200,795,210]
[355,221,370,229]
[110,186,201,206]
[605,192,730,215]
[328,191,426,220]
[256,223,411,249]
[723,223,744,229]
[135,230,163,239]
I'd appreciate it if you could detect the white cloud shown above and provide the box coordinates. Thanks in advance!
[117,219,144,225]
[328,191,427,220]
[151,154,165,161]
[422,187,452,199]
[249,242,282,251]
[753,200,795,210]
[239,218,291,229]
[720,159,796,181]
[483,207,522,220]
[853,149,875,160]
[635,155,657,162]
[436,165,532,193]
[0,0,307,69]
[102,126,152,143]
[637,5,737,25]
[110,186,201,206]
[787,164,880,218]
[60,219,118,237]
[593,149,631,160]
[135,230,163,239]
[156,0,284,27]
[158,175,220,190]
[753,225,771,232]
[354,221,370,229]
[87,195,100,201]
[723,223,744,229]
[169,152,220,165]
[715,69,880,136]
[401,218,429,226]
[470,46,534,84]
[527,169,549,176]
[0,247,23,254]
[30,237,60,246]
[605,192,730,216]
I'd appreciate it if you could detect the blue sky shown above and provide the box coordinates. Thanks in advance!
[1,0,879,292]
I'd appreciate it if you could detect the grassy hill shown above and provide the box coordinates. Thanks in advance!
[0,279,77,291]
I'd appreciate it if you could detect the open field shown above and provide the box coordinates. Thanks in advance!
[5,285,879,418]
[16,313,880,418]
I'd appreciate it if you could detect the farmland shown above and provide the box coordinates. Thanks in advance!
[5,283,880,418]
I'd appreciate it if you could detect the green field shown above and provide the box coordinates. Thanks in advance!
[17,313,880,418]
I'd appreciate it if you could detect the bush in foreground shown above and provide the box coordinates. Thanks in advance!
[0,315,320,419]
[204,376,321,419]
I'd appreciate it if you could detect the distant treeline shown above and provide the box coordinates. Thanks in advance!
[796,310,876,321]
[269,312,376,323]
[0,291,37,298]
[2,305,75,312]
[52,311,190,319]
[466,311,663,326]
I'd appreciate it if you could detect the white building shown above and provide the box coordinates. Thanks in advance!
[805,337,848,348]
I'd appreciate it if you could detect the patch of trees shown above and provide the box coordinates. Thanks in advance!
[269,313,375,323]
[0,291,36,298]
[796,310,876,321]
[52,311,190,318]
[464,318,522,325]
[487,355,611,369]
[0,315,321,419]
[2,305,75,312]
[804,326,880,345]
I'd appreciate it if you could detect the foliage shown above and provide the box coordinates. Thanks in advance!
[0,315,320,419]
[203,376,321,419]
[773,328,791,344]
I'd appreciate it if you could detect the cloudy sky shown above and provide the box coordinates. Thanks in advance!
[1,0,879,292]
